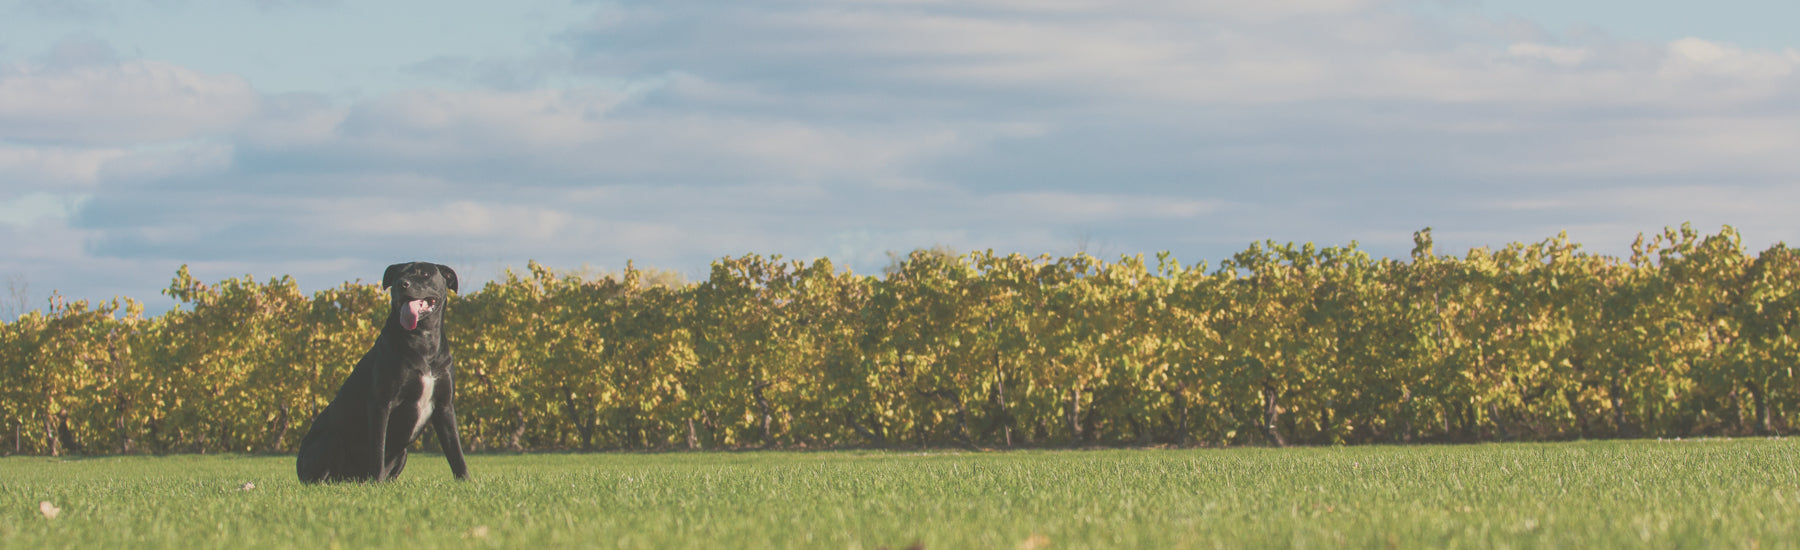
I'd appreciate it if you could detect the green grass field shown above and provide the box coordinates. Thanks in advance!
[4,439,1799,548]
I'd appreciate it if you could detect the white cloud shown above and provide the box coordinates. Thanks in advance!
[997,192,1218,222]
[346,200,577,240]
[230,84,1027,186]
[1661,37,1800,78]
[0,141,232,192]
[0,192,92,227]
[1508,42,1591,67]
[0,145,129,188]
[0,60,259,144]
[236,93,350,149]
[577,2,1800,113]
[96,141,235,184]
[830,0,1382,20]
[1497,114,1800,179]
[338,88,629,146]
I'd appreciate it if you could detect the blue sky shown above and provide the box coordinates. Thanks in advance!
[3,0,1799,315]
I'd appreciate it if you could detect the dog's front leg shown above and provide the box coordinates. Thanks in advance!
[433,365,470,480]
[434,403,470,480]
[369,400,390,482]
[369,388,398,482]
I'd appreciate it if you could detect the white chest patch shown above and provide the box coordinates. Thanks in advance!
[412,374,438,437]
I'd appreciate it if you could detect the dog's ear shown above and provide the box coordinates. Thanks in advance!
[435,263,459,293]
[382,263,408,289]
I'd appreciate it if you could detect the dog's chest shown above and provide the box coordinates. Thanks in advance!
[410,373,438,437]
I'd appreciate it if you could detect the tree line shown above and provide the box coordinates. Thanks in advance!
[3,224,1797,456]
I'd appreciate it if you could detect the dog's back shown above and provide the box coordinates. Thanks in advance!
[296,352,380,482]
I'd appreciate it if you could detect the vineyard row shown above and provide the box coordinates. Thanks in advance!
[3,224,1798,455]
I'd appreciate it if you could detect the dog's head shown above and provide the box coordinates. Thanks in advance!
[382,262,458,332]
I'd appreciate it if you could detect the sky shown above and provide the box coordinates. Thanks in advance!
[3,0,1799,316]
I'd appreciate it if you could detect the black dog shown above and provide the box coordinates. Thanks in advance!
[297,262,469,483]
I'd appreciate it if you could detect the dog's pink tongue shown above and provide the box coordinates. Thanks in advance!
[402,299,431,331]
